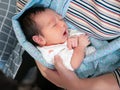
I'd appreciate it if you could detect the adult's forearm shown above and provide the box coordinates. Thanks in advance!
[71,47,85,69]
[74,73,119,90]
[35,57,120,90]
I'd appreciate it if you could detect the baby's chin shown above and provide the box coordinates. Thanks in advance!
[62,36,68,44]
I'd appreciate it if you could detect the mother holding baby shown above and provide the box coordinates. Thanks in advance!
[35,0,120,90]
[14,0,120,90]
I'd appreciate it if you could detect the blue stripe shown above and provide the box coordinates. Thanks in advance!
[19,0,27,5]
[97,12,120,27]
[68,7,119,34]
[103,0,120,9]
[72,0,120,27]
[96,0,120,14]
[114,69,120,87]
[65,16,108,40]
[73,0,96,14]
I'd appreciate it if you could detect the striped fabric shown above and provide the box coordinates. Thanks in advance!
[113,68,120,88]
[65,0,120,40]
[16,0,29,12]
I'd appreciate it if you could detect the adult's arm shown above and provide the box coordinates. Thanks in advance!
[35,55,119,90]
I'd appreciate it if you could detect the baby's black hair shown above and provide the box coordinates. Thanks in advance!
[19,6,47,46]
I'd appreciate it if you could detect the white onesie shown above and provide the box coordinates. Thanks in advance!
[37,30,96,71]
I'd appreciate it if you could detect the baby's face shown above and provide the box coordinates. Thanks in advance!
[34,9,68,46]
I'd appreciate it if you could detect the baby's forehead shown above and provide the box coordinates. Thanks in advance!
[33,9,62,27]
[45,9,61,17]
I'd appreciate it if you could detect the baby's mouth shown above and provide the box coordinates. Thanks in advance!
[63,31,67,36]
[63,29,68,36]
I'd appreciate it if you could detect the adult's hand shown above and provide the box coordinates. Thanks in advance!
[35,55,80,90]
[35,55,119,90]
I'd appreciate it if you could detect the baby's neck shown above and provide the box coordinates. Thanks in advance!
[44,42,66,46]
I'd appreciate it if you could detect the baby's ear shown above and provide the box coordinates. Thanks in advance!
[32,35,46,46]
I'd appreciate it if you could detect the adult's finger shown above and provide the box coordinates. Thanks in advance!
[54,55,80,90]
[54,55,69,74]
[54,55,75,78]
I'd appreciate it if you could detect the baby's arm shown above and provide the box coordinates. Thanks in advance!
[70,34,90,70]
[67,36,78,50]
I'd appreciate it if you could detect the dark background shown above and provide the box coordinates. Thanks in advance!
[15,51,62,90]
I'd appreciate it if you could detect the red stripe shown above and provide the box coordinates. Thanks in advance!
[91,0,120,15]
[71,2,120,29]
[67,12,115,36]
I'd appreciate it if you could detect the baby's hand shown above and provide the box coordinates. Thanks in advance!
[78,34,90,49]
[67,36,78,49]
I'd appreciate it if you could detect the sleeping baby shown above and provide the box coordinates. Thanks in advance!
[19,6,96,71]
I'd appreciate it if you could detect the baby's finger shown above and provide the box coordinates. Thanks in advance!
[72,40,77,48]
[74,39,78,47]
[84,34,89,38]
[86,40,90,45]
